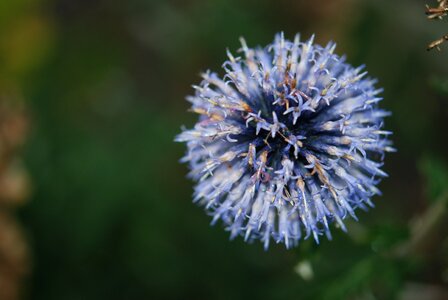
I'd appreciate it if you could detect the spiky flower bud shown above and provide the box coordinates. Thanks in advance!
[176,33,394,249]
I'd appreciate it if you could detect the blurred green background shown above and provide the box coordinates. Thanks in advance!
[1,0,448,299]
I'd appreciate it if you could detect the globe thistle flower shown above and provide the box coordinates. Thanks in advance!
[176,33,394,249]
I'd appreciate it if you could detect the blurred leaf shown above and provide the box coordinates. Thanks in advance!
[419,156,448,201]
[429,76,448,96]
[0,3,54,82]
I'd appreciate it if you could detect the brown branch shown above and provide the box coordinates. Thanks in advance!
[392,191,448,258]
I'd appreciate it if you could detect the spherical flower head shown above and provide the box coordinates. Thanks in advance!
[176,33,394,250]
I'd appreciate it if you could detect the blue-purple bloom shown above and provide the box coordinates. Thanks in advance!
[176,33,394,249]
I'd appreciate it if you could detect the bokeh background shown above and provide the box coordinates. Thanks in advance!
[1,0,448,299]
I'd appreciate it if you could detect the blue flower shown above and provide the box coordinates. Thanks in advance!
[176,33,394,249]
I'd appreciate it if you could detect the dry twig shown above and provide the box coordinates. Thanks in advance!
[426,0,448,50]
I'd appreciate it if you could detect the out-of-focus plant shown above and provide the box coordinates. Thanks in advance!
[0,95,30,300]
[0,1,52,299]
